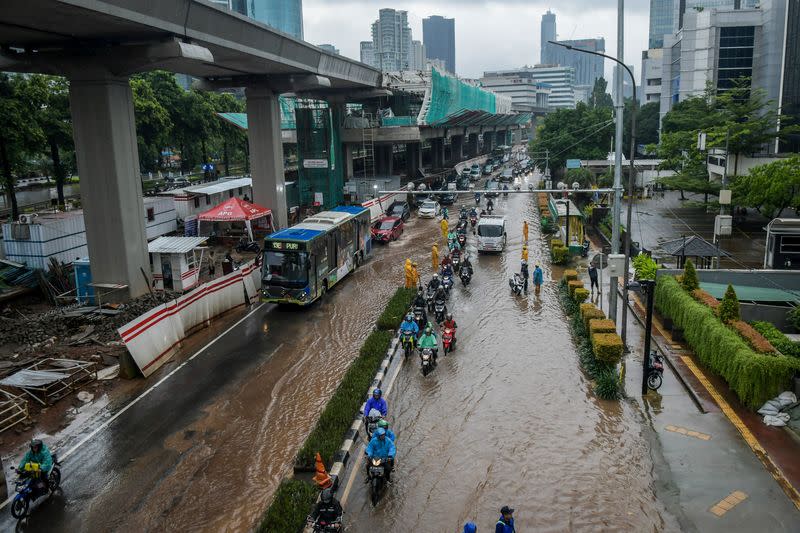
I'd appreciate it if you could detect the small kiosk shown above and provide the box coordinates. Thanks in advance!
[148,236,208,292]
[197,197,274,246]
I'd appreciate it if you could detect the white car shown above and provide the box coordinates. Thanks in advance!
[418,200,441,218]
[476,215,507,253]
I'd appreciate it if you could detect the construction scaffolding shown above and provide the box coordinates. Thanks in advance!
[294,100,345,214]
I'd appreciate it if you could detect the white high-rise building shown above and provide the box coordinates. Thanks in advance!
[360,41,375,67]
[411,40,426,71]
[371,8,413,72]
[531,65,576,108]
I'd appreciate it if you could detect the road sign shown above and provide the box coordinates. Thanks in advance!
[202,163,215,172]
[566,159,581,169]
[303,159,328,169]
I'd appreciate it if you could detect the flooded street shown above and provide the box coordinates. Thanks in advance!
[2,204,437,532]
[341,191,680,531]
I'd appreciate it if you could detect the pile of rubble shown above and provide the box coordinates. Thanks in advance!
[0,292,178,355]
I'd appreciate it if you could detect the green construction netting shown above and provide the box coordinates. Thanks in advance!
[425,68,497,125]
[216,97,296,130]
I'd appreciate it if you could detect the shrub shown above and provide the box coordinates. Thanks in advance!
[632,254,658,281]
[551,245,569,265]
[594,366,622,400]
[257,479,318,533]
[582,307,606,330]
[691,288,720,311]
[730,320,777,354]
[295,329,392,468]
[788,307,800,332]
[567,280,584,297]
[718,284,740,323]
[580,302,597,316]
[751,321,800,358]
[655,275,800,409]
[376,287,416,330]
[574,288,590,303]
[563,269,578,281]
[681,259,699,292]
[551,238,564,248]
[589,319,617,335]
[592,333,624,363]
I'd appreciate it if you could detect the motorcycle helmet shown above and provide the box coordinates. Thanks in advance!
[375,428,387,438]
[321,488,333,504]
[446,313,453,321]
[377,419,389,429]
[30,439,43,453]
[406,313,413,322]
[425,326,432,334]
[432,273,439,279]
[372,388,382,397]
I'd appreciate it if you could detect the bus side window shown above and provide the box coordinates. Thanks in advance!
[315,239,328,276]
[328,233,338,270]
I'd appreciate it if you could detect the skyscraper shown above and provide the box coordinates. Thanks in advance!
[544,38,606,87]
[673,0,760,32]
[360,41,375,67]
[318,44,339,55]
[422,15,456,75]
[648,0,674,48]
[540,10,557,64]
[371,8,413,72]
[248,0,304,39]
[411,40,426,70]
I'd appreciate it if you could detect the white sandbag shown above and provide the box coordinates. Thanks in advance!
[763,413,790,426]
[777,391,797,407]
[758,399,783,416]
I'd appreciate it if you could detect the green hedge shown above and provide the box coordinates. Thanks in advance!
[295,329,393,469]
[552,246,569,265]
[376,288,416,330]
[655,275,800,409]
[257,479,318,533]
[751,321,800,358]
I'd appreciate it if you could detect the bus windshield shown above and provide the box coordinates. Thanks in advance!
[477,224,503,237]
[264,250,309,287]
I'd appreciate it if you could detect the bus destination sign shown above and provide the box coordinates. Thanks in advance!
[269,241,300,251]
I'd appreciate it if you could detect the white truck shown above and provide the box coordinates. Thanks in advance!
[476,215,507,253]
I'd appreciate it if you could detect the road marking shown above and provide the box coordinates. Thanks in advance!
[710,490,748,517]
[680,356,800,510]
[339,349,404,508]
[0,302,268,510]
[664,424,711,441]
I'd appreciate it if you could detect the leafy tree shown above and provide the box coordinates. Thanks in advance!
[0,73,45,220]
[130,78,172,172]
[589,77,613,109]
[623,101,659,152]
[731,155,800,218]
[718,284,740,323]
[681,259,699,292]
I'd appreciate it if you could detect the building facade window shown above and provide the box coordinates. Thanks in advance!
[717,26,754,91]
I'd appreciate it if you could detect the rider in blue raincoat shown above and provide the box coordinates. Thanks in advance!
[364,389,387,417]
[400,314,420,337]
[365,427,397,482]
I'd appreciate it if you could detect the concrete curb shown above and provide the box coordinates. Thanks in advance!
[329,334,401,489]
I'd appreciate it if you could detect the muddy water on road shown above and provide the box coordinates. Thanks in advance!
[80,212,440,532]
[344,192,680,532]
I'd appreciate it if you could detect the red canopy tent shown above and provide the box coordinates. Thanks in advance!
[197,197,273,241]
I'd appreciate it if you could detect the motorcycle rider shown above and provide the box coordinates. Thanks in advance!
[442,313,458,332]
[400,313,420,339]
[486,197,494,212]
[365,428,396,483]
[413,288,426,309]
[376,419,396,442]
[440,253,452,269]
[18,439,53,492]
[442,207,449,221]
[418,325,439,363]
[364,389,388,418]
[307,488,343,529]
[441,260,454,279]
[469,207,477,218]
[427,273,441,292]
[461,254,474,276]
[474,191,481,204]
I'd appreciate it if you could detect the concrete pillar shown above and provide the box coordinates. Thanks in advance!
[450,135,464,162]
[69,74,148,298]
[245,86,287,228]
[376,144,394,176]
[484,132,494,153]
[405,142,422,178]
[344,143,354,180]
[467,133,479,158]
[431,138,445,168]
[496,130,505,147]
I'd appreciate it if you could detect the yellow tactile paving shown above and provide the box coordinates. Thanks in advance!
[681,355,800,511]
[709,490,748,517]
[664,424,712,441]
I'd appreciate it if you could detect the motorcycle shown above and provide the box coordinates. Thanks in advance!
[434,299,447,323]
[11,456,62,520]
[425,286,436,312]
[459,265,472,286]
[503,186,509,198]
[310,517,342,532]
[401,329,416,358]
[647,351,665,391]
[487,203,494,214]
[236,238,261,254]
[367,457,388,506]
[469,213,477,230]
[459,207,468,220]
[364,410,384,441]
[420,347,435,376]
[441,274,453,296]
[442,327,456,354]
[413,305,427,331]
[474,193,481,205]
[451,250,461,270]
[457,232,467,248]
[509,273,524,296]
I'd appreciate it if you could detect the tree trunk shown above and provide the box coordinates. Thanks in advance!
[49,137,66,205]
[223,139,229,176]
[201,139,209,181]
[0,133,19,220]
[243,138,250,174]
[679,189,685,200]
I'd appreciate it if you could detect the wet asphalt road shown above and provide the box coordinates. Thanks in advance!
[3,203,440,532]
[339,191,681,531]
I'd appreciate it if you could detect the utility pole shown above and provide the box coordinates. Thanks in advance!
[609,0,625,322]
[640,279,655,396]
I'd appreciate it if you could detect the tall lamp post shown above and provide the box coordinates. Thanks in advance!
[549,36,638,346]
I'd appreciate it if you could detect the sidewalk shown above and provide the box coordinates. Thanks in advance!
[575,263,800,531]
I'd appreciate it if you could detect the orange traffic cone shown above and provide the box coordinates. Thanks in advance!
[313,452,332,489]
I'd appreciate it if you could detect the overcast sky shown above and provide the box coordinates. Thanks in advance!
[304,0,651,82]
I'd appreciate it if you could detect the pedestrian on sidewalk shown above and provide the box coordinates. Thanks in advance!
[523,220,529,242]
[432,243,439,271]
[532,264,543,295]
[495,506,516,533]
[440,218,449,239]
[588,264,599,294]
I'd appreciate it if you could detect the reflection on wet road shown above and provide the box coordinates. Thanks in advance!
[342,192,680,531]
[4,207,439,532]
